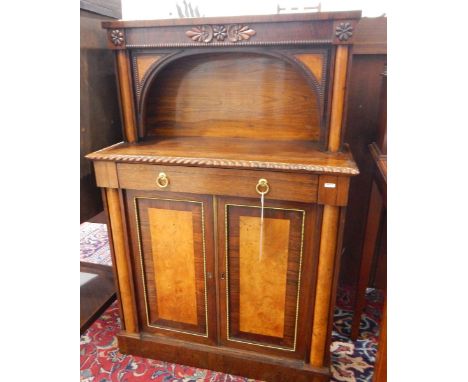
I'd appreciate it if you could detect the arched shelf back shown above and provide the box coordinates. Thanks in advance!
[138,49,328,143]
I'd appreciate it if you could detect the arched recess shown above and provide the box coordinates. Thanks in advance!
[138,49,327,142]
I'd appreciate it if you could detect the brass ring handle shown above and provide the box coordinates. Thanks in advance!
[156,172,169,188]
[256,178,269,195]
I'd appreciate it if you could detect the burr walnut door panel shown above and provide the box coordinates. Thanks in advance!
[218,197,320,359]
[125,190,216,344]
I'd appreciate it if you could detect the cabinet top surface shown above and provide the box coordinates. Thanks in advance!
[102,11,362,29]
[87,137,359,175]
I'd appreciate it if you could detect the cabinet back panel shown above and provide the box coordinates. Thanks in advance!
[144,53,320,141]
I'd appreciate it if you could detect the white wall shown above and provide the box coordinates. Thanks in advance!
[122,0,386,20]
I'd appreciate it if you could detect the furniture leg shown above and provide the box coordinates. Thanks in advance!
[350,180,383,340]
[373,297,387,382]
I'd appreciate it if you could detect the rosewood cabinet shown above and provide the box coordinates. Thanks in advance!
[87,11,361,381]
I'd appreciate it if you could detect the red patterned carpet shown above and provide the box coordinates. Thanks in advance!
[80,223,383,382]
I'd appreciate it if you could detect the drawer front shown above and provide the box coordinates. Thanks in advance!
[117,163,318,203]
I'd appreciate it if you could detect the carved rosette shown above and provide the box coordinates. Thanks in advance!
[186,24,256,43]
[335,22,353,41]
[110,29,125,46]
[213,25,227,41]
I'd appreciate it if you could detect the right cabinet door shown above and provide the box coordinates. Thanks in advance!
[218,196,321,360]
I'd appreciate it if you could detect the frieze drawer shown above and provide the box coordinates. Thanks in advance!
[116,163,318,203]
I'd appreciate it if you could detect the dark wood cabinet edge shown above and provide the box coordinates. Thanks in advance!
[337,45,355,151]
[369,142,387,205]
[352,17,386,55]
[352,43,386,55]
[117,331,331,381]
[369,143,386,180]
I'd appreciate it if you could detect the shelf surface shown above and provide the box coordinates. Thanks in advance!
[87,136,359,175]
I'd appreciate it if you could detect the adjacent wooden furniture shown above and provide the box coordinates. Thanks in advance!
[350,141,386,341]
[351,66,386,341]
[80,1,122,222]
[373,298,387,382]
[87,11,361,381]
[80,262,116,334]
[349,68,386,381]
[339,16,386,287]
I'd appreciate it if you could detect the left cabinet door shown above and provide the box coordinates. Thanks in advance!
[125,189,217,344]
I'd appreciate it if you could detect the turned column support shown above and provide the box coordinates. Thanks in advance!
[105,188,138,333]
[116,50,138,143]
[310,44,351,367]
[310,205,340,366]
[328,45,349,152]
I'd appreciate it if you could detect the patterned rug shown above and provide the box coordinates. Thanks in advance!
[80,223,383,382]
[80,222,112,266]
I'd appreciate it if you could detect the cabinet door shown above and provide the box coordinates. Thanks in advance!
[126,190,216,344]
[218,197,320,359]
